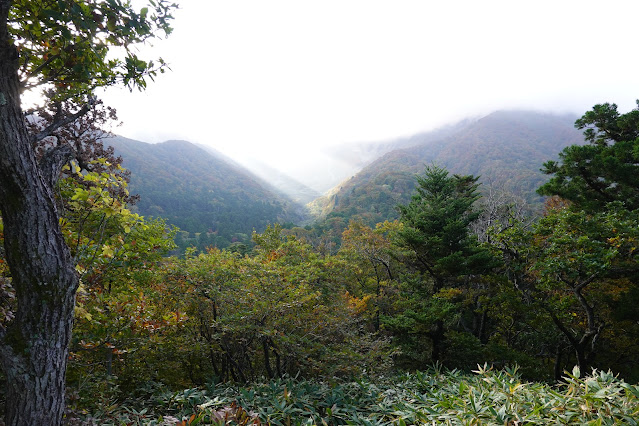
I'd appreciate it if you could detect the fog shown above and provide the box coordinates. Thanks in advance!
[101,0,639,184]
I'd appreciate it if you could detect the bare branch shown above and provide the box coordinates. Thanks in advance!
[574,273,598,292]
[31,101,93,144]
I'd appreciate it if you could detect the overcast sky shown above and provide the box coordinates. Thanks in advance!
[101,0,639,172]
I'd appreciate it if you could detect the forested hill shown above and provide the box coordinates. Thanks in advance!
[310,110,584,225]
[106,137,306,241]
[105,111,585,242]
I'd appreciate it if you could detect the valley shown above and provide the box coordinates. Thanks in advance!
[107,109,585,251]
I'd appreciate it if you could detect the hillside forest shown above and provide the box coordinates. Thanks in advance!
[3,95,639,422]
[106,110,587,256]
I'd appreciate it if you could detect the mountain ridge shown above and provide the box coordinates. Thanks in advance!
[104,110,586,245]
[309,110,584,226]
[105,136,307,246]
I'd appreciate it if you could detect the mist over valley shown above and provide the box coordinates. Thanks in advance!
[106,109,585,252]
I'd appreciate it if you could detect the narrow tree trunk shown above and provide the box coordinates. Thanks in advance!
[478,310,488,344]
[0,8,79,424]
[430,320,444,362]
[554,345,564,382]
[221,341,246,382]
[574,344,588,375]
[272,343,282,378]
[221,357,229,381]
[209,348,221,378]
[262,337,274,379]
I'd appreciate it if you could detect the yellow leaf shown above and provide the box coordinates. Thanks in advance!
[102,245,115,258]
[74,306,93,321]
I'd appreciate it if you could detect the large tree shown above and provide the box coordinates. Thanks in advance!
[0,1,175,424]
[535,100,639,377]
[392,165,496,363]
[487,198,639,379]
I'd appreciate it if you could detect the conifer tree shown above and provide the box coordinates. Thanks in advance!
[392,165,495,363]
[538,101,639,212]
[397,165,493,290]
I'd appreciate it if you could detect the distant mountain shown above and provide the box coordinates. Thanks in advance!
[310,110,584,226]
[256,120,473,196]
[193,143,321,206]
[106,137,307,246]
[321,117,476,172]
[238,149,365,196]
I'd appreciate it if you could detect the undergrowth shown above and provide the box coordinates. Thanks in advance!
[69,365,639,425]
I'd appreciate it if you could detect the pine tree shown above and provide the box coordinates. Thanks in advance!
[538,101,639,212]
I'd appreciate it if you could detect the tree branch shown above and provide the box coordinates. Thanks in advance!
[542,304,578,348]
[573,273,598,292]
[21,53,62,85]
[31,101,93,145]
[573,285,598,337]
[578,166,616,202]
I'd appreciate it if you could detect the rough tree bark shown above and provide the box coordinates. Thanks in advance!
[0,1,80,424]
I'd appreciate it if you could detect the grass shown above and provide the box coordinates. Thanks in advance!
[72,365,639,425]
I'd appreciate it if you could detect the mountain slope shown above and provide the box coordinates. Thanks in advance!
[310,111,584,226]
[280,119,474,195]
[106,137,306,240]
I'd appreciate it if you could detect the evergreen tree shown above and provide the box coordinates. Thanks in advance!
[538,101,639,212]
[397,165,494,289]
[390,165,496,364]
[534,100,639,377]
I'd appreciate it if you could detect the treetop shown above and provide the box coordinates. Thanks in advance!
[9,0,177,101]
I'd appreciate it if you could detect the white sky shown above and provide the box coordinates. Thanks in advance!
[101,0,639,174]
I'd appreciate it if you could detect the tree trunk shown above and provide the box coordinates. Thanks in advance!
[262,337,274,379]
[574,343,588,375]
[0,5,79,424]
[272,341,282,378]
[430,320,444,362]
[554,345,564,382]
